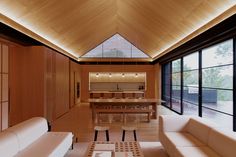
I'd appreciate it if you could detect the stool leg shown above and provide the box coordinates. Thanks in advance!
[122,130,125,141]
[94,130,98,141]
[133,130,137,141]
[106,130,109,141]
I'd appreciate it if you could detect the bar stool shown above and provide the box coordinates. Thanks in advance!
[94,126,109,141]
[122,126,137,141]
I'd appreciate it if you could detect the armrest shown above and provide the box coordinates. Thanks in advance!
[159,115,190,132]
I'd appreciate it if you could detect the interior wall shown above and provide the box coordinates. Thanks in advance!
[8,42,25,126]
[80,64,156,102]
[9,46,47,125]
[54,52,70,119]
[69,60,81,107]
[9,43,72,125]
[154,63,161,99]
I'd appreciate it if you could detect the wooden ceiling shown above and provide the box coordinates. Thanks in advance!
[0,0,235,61]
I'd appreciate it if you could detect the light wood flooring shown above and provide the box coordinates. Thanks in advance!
[51,103,176,142]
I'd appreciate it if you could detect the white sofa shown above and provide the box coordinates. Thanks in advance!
[159,115,236,157]
[0,117,73,157]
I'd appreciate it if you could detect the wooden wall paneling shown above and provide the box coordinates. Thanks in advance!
[154,63,161,99]
[54,52,69,119]
[9,45,24,126]
[75,64,81,104]
[8,44,71,125]
[21,47,45,120]
[45,48,55,124]
[69,60,81,108]
[2,44,9,73]
[69,61,73,108]
[80,64,156,102]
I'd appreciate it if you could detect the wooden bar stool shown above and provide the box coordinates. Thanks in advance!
[94,126,109,141]
[122,126,137,141]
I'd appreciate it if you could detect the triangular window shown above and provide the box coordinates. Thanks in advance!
[82,34,149,58]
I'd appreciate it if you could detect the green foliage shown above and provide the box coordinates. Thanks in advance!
[215,41,232,58]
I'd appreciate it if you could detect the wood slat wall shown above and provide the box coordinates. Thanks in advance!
[9,43,72,125]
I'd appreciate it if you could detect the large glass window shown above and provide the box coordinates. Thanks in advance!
[162,63,171,108]
[161,39,234,130]
[202,39,233,129]
[183,52,199,115]
[82,34,149,58]
[171,59,181,113]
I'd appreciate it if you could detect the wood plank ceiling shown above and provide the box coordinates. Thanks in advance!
[0,0,235,61]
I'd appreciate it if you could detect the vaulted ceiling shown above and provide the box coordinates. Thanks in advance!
[0,0,235,62]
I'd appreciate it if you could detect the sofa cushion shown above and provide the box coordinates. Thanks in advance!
[159,115,190,132]
[165,132,205,147]
[0,131,19,157]
[7,117,48,151]
[175,146,221,157]
[186,118,213,144]
[16,132,73,157]
[160,131,177,157]
[208,128,236,157]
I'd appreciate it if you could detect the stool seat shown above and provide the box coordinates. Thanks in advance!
[122,126,137,131]
[94,126,109,141]
[122,126,137,141]
[94,126,109,131]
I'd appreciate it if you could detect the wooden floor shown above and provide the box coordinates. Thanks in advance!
[51,103,176,142]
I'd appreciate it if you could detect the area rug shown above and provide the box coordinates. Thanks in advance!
[65,141,168,157]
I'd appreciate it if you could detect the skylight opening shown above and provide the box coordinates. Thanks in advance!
[82,34,149,58]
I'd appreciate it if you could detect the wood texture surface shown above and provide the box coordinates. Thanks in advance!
[69,60,81,108]
[55,52,70,119]
[80,64,157,102]
[0,1,235,61]
[9,45,71,125]
[0,43,9,130]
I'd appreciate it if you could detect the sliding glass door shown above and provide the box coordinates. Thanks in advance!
[183,53,199,115]
[161,39,234,130]
[201,39,233,129]
[171,59,182,113]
